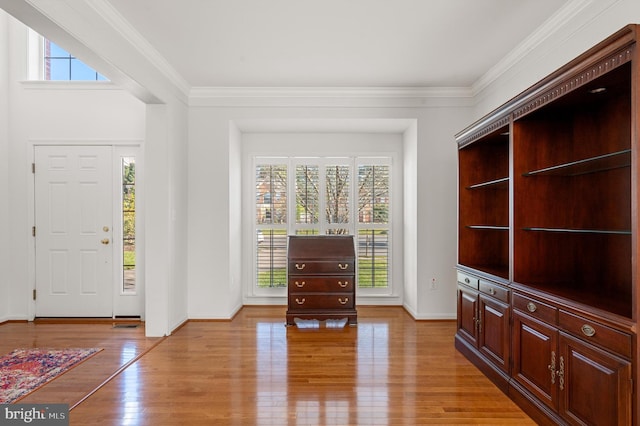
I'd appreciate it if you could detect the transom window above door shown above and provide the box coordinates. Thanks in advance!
[26,30,109,81]
[44,39,108,81]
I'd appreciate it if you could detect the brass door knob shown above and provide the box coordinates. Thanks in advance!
[101,238,110,245]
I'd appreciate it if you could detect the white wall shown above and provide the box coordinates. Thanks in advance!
[4,17,145,321]
[187,108,239,319]
[140,100,190,336]
[188,105,468,320]
[168,100,189,331]
[474,0,640,120]
[228,121,244,316]
[0,10,9,322]
[402,122,418,316]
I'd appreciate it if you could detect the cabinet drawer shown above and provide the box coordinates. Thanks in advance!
[457,271,479,289]
[479,279,508,302]
[289,260,355,274]
[288,277,354,293]
[558,310,632,359]
[288,294,354,310]
[512,293,557,325]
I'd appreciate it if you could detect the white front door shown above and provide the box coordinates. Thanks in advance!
[34,145,113,317]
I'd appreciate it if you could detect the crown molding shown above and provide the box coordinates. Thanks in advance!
[189,86,474,108]
[471,0,597,96]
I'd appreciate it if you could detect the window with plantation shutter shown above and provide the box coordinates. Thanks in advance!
[357,163,389,288]
[255,163,287,288]
[254,157,392,293]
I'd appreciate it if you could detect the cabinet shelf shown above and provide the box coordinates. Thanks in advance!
[466,177,509,190]
[522,227,631,235]
[515,281,632,319]
[467,225,509,231]
[522,149,631,177]
[459,264,509,281]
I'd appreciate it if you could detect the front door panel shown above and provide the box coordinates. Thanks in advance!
[35,145,113,317]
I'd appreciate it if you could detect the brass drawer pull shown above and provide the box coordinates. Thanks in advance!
[338,297,349,305]
[295,281,305,288]
[295,263,305,270]
[295,298,306,305]
[338,281,348,287]
[527,302,537,313]
[464,277,470,284]
[338,263,349,270]
[581,324,596,337]
[488,288,496,295]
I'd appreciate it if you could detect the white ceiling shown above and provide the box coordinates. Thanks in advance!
[105,0,569,89]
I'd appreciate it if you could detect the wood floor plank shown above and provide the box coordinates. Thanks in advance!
[0,321,160,407]
[2,307,535,425]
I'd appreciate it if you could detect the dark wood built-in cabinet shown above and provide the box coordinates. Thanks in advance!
[455,25,639,425]
[286,235,357,326]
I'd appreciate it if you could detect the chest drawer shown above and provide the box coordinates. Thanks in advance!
[558,310,632,359]
[513,293,557,325]
[289,294,354,310]
[479,279,509,302]
[288,276,354,293]
[289,260,355,275]
[457,271,479,290]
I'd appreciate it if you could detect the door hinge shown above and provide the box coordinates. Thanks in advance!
[32,163,35,174]
[32,289,36,300]
[32,226,36,237]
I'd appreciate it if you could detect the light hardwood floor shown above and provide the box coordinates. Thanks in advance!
[1,306,535,425]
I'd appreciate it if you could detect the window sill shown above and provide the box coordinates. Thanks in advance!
[20,80,116,90]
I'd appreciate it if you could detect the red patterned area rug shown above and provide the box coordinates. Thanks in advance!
[0,348,102,404]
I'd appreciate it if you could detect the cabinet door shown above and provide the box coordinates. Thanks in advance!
[457,285,479,347]
[558,333,632,426]
[512,310,558,411]
[478,294,510,374]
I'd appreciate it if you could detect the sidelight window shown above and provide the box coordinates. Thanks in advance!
[121,157,136,293]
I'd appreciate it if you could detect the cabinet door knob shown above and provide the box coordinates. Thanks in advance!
[581,324,596,337]
[338,263,349,270]
[295,298,306,305]
[338,297,349,305]
[488,288,496,295]
[295,263,305,270]
[338,281,348,287]
[527,302,537,313]
[295,281,305,288]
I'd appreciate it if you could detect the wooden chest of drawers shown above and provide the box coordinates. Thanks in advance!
[286,235,357,326]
